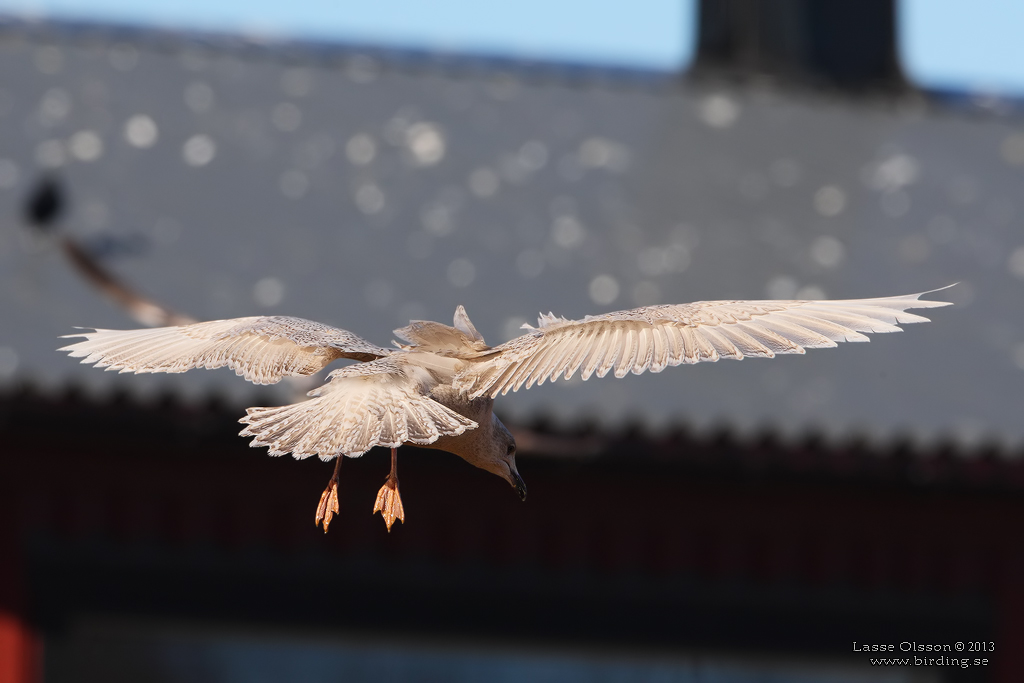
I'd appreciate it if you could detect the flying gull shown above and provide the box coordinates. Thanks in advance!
[59,288,951,531]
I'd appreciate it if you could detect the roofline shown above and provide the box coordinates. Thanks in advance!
[5,384,1023,479]
[0,15,681,91]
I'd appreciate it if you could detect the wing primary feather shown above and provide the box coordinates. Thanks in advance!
[650,326,670,373]
[631,326,655,375]
[521,338,558,390]
[509,346,542,392]
[530,335,571,388]
[489,361,522,398]
[543,330,575,383]
[579,326,611,381]
[561,327,596,380]
[734,322,799,354]
[664,326,684,366]
[614,326,639,378]
[679,327,719,364]
[699,327,742,360]
[772,311,866,343]
[806,303,928,327]
[594,325,622,379]
[752,317,834,349]
[714,324,774,358]
[791,308,898,335]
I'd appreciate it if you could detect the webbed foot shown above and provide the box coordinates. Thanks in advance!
[373,447,405,531]
[315,456,342,533]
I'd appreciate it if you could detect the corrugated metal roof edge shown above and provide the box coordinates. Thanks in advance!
[6,379,1024,472]
[510,408,1024,467]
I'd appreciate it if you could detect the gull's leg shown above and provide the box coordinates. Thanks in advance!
[315,455,343,533]
[373,447,405,532]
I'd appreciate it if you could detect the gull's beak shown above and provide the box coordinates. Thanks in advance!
[511,469,527,502]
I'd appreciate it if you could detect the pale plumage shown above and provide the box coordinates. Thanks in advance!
[239,356,477,458]
[61,315,389,384]
[59,287,951,531]
[454,292,951,399]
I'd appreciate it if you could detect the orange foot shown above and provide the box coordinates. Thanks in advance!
[315,479,340,532]
[373,476,405,532]
[316,454,343,533]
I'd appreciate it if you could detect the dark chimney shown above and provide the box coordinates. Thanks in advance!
[692,0,906,91]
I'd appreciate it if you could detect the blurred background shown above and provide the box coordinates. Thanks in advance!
[1,0,1022,681]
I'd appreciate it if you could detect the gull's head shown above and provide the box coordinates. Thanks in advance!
[485,414,526,501]
[429,400,526,501]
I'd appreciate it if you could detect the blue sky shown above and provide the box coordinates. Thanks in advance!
[900,0,1024,94]
[0,0,695,71]
[3,0,1024,92]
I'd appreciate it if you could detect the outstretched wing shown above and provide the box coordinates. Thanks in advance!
[455,289,952,399]
[59,316,390,385]
[239,356,477,459]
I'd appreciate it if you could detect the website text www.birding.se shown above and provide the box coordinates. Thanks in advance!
[853,641,993,669]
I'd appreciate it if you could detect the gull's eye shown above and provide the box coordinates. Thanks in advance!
[507,443,516,456]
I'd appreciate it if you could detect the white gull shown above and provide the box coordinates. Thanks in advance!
[59,288,952,531]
